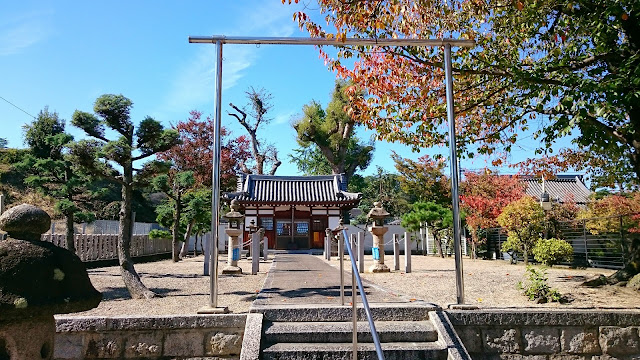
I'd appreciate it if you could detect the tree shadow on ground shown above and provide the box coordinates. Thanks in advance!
[221,290,259,302]
[140,273,203,279]
[555,275,588,282]
[100,287,182,300]
[259,285,366,299]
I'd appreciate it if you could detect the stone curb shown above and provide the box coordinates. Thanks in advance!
[239,313,263,360]
[430,311,473,360]
[55,314,246,332]
[250,302,440,322]
[445,309,640,327]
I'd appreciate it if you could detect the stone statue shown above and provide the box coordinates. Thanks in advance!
[0,204,101,359]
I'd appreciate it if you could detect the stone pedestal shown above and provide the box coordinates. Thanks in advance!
[222,228,242,274]
[369,225,390,273]
[0,316,55,359]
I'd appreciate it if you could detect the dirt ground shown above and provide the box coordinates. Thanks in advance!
[67,254,640,317]
[71,256,270,316]
[351,255,640,309]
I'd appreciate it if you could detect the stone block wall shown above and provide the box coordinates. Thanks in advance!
[446,310,640,359]
[54,314,246,359]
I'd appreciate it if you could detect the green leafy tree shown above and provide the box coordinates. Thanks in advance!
[179,188,211,258]
[292,80,374,183]
[348,168,410,223]
[401,201,453,258]
[152,171,195,262]
[292,0,640,189]
[70,94,179,299]
[0,138,7,149]
[20,108,95,252]
[497,196,545,265]
[392,152,450,206]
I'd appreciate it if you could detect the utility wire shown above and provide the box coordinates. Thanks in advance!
[0,95,36,119]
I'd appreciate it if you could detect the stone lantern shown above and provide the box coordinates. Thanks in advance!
[0,204,101,359]
[367,201,390,273]
[248,219,258,234]
[222,199,244,274]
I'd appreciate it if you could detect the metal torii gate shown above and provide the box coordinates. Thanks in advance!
[188,35,475,313]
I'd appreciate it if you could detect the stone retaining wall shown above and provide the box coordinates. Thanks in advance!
[54,314,246,359]
[446,310,640,359]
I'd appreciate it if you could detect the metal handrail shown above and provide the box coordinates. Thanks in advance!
[340,229,385,360]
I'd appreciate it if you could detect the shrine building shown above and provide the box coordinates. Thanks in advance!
[224,173,361,250]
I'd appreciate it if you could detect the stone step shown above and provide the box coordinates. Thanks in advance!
[262,341,447,360]
[264,320,438,344]
[251,302,439,322]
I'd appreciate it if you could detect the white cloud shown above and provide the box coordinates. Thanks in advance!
[0,11,51,56]
[274,110,296,125]
[162,1,302,115]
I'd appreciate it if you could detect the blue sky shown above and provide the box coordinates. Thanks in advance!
[0,0,554,177]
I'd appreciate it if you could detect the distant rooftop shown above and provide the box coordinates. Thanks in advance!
[520,175,591,205]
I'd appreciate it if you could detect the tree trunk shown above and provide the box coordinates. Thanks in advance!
[470,242,477,260]
[193,233,198,257]
[180,219,196,258]
[65,212,76,254]
[523,245,529,265]
[119,170,157,299]
[172,192,182,262]
[435,234,444,258]
[469,228,480,260]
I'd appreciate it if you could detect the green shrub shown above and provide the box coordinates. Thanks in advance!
[533,238,573,266]
[149,229,171,239]
[518,266,563,303]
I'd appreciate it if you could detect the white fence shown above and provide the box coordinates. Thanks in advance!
[41,234,172,262]
[48,220,162,235]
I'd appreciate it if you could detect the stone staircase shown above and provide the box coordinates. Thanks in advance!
[250,303,468,360]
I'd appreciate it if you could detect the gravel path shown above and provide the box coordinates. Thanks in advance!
[66,253,640,317]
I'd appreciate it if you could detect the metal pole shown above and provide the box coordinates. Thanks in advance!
[209,40,223,309]
[583,220,589,264]
[351,238,357,359]
[444,43,465,305]
[339,231,345,306]
[358,231,365,274]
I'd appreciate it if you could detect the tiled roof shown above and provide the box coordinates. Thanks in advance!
[225,174,361,207]
[520,175,591,205]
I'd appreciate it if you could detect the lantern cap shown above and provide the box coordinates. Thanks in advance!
[224,199,244,221]
[367,201,389,220]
